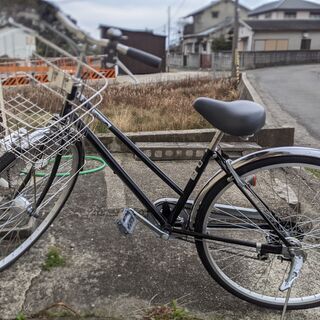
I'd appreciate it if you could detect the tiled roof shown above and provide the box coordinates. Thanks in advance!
[184,0,249,18]
[184,0,219,17]
[244,19,320,31]
[184,18,233,38]
[249,0,320,16]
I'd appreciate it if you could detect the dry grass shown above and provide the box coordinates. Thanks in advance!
[2,77,239,133]
[95,77,239,133]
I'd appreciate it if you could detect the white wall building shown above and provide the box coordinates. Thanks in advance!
[239,0,320,51]
[182,0,249,55]
[0,27,36,59]
[248,0,320,20]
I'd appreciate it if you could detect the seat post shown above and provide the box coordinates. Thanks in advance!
[208,130,224,151]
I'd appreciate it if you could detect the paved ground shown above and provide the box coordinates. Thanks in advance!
[247,65,320,148]
[1,153,320,320]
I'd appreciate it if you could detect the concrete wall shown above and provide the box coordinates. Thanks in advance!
[212,51,232,71]
[86,127,295,153]
[187,54,200,68]
[309,31,320,49]
[193,0,248,34]
[170,50,320,70]
[239,26,254,51]
[241,50,320,69]
[170,54,183,67]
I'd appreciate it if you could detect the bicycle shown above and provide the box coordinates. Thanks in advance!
[1,6,320,316]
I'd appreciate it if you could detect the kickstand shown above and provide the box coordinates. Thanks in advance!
[280,287,292,320]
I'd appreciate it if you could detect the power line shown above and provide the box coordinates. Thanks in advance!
[172,0,187,19]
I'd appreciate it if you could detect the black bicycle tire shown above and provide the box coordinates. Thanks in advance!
[194,154,320,310]
[0,140,84,271]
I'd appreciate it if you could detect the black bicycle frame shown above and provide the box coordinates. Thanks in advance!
[72,93,284,254]
[78,105,213,229]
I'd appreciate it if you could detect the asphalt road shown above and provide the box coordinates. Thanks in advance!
[247,64,320,140]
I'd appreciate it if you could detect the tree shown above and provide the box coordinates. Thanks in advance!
[211,35,232,52]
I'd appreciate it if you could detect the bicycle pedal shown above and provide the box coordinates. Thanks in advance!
[116,208,138,235]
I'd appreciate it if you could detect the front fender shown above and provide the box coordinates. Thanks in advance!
[189,146,320,229]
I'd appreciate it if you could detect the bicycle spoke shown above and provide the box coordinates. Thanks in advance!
[197,159,320,308]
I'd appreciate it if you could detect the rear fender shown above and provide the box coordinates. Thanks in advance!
[189,146,320,229]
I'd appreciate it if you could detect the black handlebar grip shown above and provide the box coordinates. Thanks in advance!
[126,47,162,69]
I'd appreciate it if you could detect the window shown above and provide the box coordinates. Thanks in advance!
[211,11,219,18]
[254,40,265,51]
[254,39,288,51]
[301,39,311,50]
[265,40,277,51]
[310,12,320,18]
[276,40,289,50]
[284,11,296,19]
[185,43,193,54]
[265,12,272,19]
[195,42,200,53]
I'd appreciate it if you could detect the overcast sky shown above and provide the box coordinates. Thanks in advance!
[48,0,320,39]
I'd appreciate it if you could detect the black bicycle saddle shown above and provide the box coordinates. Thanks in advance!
[193,97,266,136]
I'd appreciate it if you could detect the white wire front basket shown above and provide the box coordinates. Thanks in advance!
[0,19,108,165]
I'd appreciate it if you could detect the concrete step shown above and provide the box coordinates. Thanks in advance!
[134,141,261,160]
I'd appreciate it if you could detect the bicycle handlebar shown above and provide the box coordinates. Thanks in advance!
[55,11,162,69]
[117,44,162,68]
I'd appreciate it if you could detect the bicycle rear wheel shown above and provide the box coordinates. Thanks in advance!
[195,154,320,309]
[0,140,84,271]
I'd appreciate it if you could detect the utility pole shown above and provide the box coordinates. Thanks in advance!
[167,6,171,72]
[231,0,239,78]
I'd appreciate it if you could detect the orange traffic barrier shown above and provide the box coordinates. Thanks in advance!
[0,56,116,87]
[2,76,30,86]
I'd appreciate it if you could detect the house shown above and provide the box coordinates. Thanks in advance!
[248,0,320,20]
[239,0,320,51]
[239,19,320,51]
[100,25,166,74]
[0,26,36,59]
[182,0,249,55]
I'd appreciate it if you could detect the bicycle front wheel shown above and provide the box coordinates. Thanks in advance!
[0,140,84,271]
[195,153,320,310]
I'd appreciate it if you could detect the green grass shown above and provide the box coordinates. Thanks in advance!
[143,300,202,320]
[42,246,66,271]
[15,312,26,320]
[306,167,320,179]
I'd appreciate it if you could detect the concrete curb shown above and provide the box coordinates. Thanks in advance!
[238,73,265,106]
[84,127,294,155]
